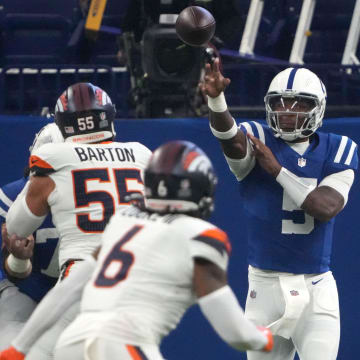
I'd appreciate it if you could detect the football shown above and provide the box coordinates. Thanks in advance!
[175,6,216,47]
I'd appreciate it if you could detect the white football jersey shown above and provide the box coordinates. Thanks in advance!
[30,141,152,268]
[57,206,231,347]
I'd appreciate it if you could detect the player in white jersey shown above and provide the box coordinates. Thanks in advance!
[3,83,152,360]
[0,141,273,360]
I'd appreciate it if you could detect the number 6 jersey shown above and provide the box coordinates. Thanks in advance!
[29,141,152,269]
[56,206,231,347]
[230,121,358,274]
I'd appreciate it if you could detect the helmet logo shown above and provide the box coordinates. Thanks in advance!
[95,89,103,105]
[64,126,75,134]
[99,112,108,129]
[59,93,68,111]
[157,180,168,197]
[184,152,213,176]
[178,179,191,198]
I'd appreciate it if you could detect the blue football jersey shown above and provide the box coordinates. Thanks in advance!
[238,121,358,274]
[0,178,59,302]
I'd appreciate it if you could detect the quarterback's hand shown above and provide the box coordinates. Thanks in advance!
[257,327,273,352]
[2,225,34,260]
[200,58,231,98]
[247,134,282,178]
[0,347,25,360]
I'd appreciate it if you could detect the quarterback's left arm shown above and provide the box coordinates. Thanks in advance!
[248,133,355,222]
[277,169,354,222]
[300,170,354,221]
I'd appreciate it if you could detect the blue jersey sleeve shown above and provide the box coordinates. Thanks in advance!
[0,178,27,281]
[0,178,27,220]
[239,121,268,144]
[0,177,59,300]
[324,134,358,176]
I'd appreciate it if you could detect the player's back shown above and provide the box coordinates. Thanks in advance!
[30,141,152,268]
[57,205,230,347]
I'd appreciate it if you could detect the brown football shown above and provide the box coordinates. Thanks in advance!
[175,6,216,47]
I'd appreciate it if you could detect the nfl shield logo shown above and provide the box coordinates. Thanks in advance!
[64,126,74,134]
[290,290,299,296]
[297,157,307,167]
[250,290,257,299]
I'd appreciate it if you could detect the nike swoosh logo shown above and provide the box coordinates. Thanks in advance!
[312,278,323,285]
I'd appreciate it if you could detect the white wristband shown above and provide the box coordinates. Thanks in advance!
[207,92,227,112]
[276,167,316,207]
[210,119,238,140]
[6,254,31,274]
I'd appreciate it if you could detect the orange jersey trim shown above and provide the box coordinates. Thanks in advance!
[29,155,53,170]
[126,345,147,360]
[200,228,232,253]
[63,261,75,279]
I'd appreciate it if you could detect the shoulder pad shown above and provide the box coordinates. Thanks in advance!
[185,217,231,271]
[192,227,231,256]
[120,142,152,157]
[329,134,358,170]
[239,121,267,144]
[0,178,27,219]
[29,143,71,175]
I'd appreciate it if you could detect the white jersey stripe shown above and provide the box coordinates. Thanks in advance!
[0,188,13,207]
[252,121,265,144]
[0,207,7,219]
[345,141,357,165]
[334,136,348,163]
[241,122,254,136]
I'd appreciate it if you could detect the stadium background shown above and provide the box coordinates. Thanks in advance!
[1,0,359,359]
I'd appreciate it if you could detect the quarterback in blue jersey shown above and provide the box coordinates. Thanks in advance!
[0,123,63,350]
[202,60,357,360]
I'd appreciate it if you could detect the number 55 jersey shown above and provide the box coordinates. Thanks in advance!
[236,121,358,274]
[29,141,152,269]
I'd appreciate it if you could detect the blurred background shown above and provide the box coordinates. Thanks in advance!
[1,0,360,359]
[1,0,360,119]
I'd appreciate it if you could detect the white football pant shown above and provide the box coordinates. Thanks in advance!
[0,282,36,351]
[245,268,340,360]
[54,338,164,360]
[26,300,80,360]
